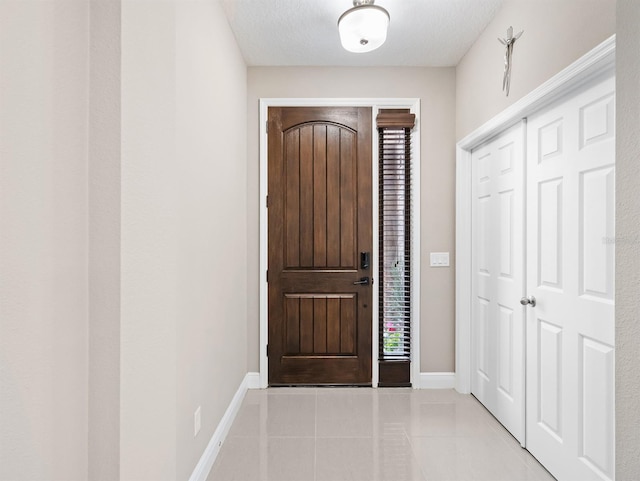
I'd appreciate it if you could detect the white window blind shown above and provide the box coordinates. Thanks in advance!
[377,109,415,386]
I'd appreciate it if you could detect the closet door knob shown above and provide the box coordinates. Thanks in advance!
[520,296,536,307]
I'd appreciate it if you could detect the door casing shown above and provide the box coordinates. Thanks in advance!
[259,98,421,388]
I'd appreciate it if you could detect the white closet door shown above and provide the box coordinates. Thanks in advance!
[471,121,525,444]
[525,74,615,481]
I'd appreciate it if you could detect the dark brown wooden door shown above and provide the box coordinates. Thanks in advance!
[268,106,372,385]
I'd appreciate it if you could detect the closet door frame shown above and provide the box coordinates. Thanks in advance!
[455,36,615,394]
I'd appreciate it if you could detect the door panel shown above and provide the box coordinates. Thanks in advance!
[526,74,615,481]
[268,106,372,385]
[537,319,562,439]
[580,166,615,300]
[283,294,356,354]
[471,121,525,444]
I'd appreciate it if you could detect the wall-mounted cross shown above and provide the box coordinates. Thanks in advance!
[498,26,523,96]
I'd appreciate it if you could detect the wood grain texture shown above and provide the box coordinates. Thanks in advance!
[268,106,372,385]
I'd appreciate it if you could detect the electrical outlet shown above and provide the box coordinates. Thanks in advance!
[194,406,201,437]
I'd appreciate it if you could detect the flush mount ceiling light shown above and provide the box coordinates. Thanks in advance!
[338,0,390,53]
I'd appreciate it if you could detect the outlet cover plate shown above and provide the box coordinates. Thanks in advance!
[194,406,201,437]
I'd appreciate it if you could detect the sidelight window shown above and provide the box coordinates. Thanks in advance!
[377,109,415,387]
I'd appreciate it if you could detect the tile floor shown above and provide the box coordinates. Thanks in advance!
[207,388,555,481]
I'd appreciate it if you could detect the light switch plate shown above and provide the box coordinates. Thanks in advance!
[430,252,450,267]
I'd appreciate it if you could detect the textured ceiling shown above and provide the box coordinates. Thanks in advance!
[220,0,504,67]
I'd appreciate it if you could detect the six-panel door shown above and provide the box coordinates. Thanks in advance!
[525,74,615,481]
[471,121,526,444]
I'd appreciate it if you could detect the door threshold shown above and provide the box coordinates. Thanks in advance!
[268,383,373,388]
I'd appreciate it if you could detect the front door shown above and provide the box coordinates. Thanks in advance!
[267,106,373,385]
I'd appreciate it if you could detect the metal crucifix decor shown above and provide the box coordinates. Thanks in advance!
[498,26,523,96]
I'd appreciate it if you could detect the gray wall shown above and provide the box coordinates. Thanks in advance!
[615,1,640,478]
[247,67,457,373]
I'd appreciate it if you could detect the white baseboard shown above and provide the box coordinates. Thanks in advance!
[245,371,261,389]
[188,373,252,481]
[418,372,456,389]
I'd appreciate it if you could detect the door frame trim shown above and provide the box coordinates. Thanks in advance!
[259,98,421,389]
[455,35,616,393]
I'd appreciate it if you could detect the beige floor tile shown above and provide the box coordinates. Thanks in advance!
[316,436,427,481]
[264,437,316,481]
[207,436,316,481]
[207,437,261,481]
[263,393,316,437]
[315,437,378,481]
[409,434,555,481]
[228,393,316,438]
[401,401,500,438]
[208,388,555,481]
[316,389,376,437]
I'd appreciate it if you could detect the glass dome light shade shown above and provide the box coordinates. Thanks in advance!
[338,4,390,53]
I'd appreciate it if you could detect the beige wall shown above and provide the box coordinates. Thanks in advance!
[89,0,121,478]
[121,1,178,476]
[456,0,615,140]
[120,0,248,479]
[0,0,90,479]
[2,0,248,478]
[616,1,640,478]
[247,67,457,372]
[175,1,248,479]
